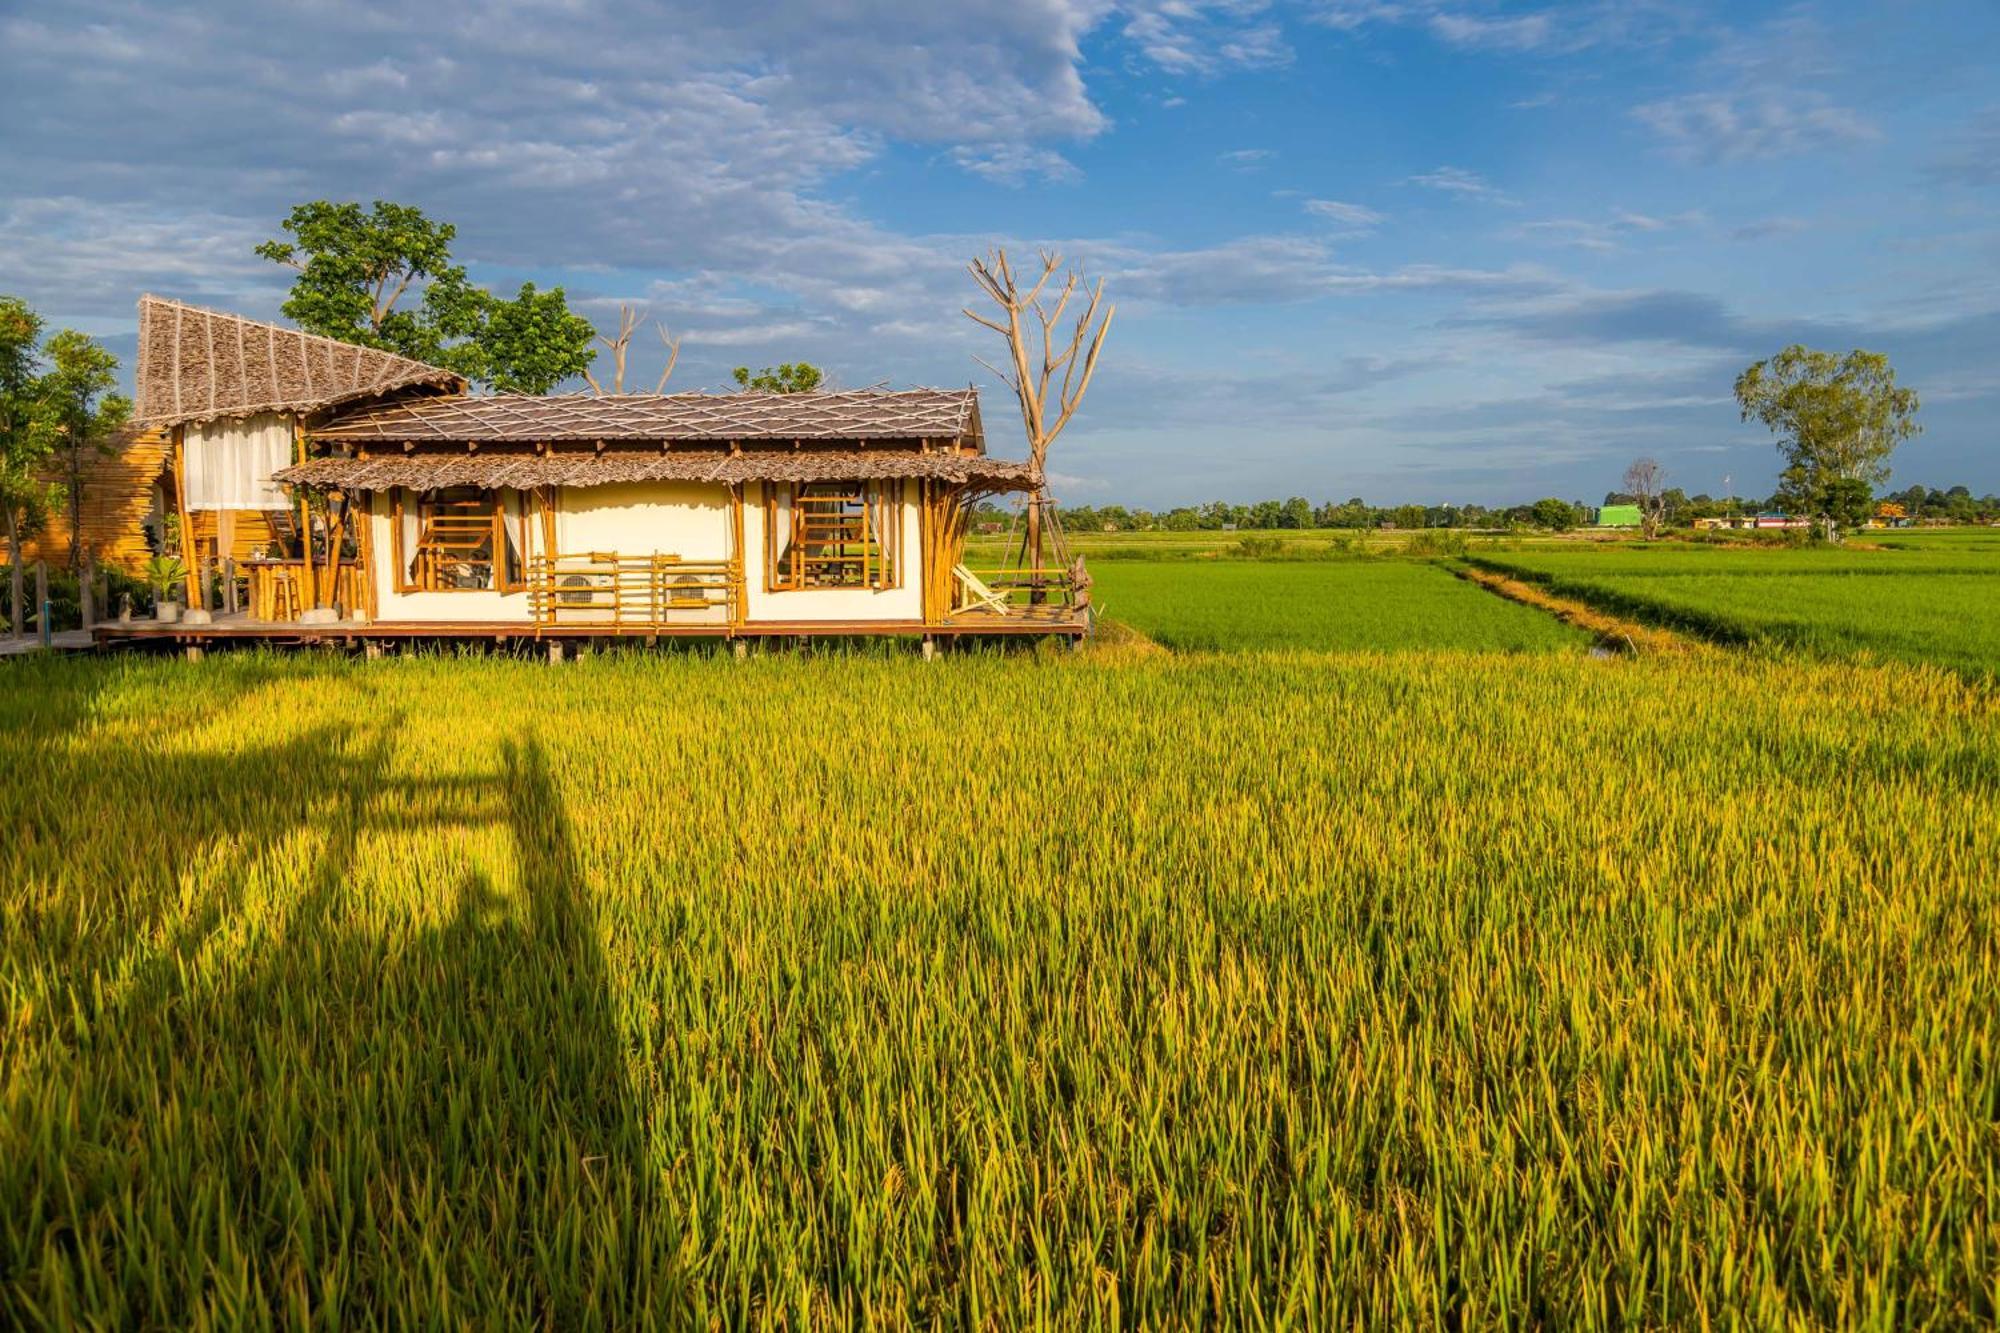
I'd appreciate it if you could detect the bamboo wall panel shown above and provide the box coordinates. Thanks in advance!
[17,426,172,572]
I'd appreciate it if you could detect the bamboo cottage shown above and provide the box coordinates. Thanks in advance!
[100,296,1084,653]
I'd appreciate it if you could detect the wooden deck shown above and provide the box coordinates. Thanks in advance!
[91,607,1088,651]
[0,630,96,658]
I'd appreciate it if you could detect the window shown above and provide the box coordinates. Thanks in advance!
[766,481,899,591]
[392,488,526,592]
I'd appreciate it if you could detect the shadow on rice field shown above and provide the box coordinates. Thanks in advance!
[2,668,676,1324]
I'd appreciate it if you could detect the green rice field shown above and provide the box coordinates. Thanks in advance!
[1473,539,2000,675]
[4,648,1996,1326]
[1089,559,1591,652]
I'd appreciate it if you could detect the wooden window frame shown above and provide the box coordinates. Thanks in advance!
[764,480,899,593]
[390,487,528,594]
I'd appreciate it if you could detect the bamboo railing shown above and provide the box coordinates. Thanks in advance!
[954,567,1081,617]
[527,553,740,628]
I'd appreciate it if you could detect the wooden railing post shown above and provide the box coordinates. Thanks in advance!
[224,557,239,615]
[35,560,50,647]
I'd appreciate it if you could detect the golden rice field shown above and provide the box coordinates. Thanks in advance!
[3,648,1997,1327]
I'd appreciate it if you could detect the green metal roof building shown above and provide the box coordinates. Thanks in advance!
[1595,503,1644,527]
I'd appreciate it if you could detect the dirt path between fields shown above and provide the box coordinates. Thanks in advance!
[1452,564,1701,656]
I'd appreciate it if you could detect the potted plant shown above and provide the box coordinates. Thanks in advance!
[145,554,187,624]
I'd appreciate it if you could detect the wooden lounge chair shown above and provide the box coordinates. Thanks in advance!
[952,564,1010,615]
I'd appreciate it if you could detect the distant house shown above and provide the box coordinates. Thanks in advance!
[1754,512,1808,529]
[93,296,1084,648]
[1869,502,1911,529]
[1595,503,1643,528]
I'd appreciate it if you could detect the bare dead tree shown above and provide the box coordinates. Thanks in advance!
[584,304,682,394]
[963,248,1114,573]
[1623,456,1668,539]
[582,304,642,395]
[654,324,682,393]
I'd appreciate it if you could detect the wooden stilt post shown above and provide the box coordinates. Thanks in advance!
[921,635,936,661]
[547,639,564,665]
[35,561,49,647]
[732,639,748,661]
[224,557,239,614]
[184,643,203,662]
[363,639,383,661]
[80,551,96,628]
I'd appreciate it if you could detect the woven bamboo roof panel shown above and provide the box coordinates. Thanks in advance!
[309,388,983,448]
[272,449,1036,492]
[134,295,465,429]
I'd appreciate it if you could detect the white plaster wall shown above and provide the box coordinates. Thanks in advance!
[556,481,731,558]
[742,479,925,624]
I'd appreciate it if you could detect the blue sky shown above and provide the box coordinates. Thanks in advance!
[3,0,1997,505]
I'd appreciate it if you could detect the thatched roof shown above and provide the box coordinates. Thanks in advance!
[310,388,984,449]
[272,449,1035,493]
[134,295,465,429]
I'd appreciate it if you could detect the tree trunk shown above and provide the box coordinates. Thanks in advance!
[5,508,22,639]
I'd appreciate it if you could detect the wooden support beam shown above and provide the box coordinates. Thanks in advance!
[296,418,316,609]
[172,427,202,611]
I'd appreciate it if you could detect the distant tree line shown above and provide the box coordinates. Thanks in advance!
[982,483,1999,535]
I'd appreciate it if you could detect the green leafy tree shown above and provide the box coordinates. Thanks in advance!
[1,295,54,632]
[482,283,600,394]
[1279,496,1312,529]
[33,330,131,569]
[1734,346,1921,543]
[732,363,824,394]
[257,200,595,393]
[1528,497,1581,531]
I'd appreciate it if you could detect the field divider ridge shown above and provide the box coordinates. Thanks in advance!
[1451,558,1703,656]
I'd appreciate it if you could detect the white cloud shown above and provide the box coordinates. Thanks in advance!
[1632,10,1878,165]
[1426,12,1555,53]
[1119,1,1292,74]
[947,144,1083,185]
[1633,90,1878,163]
[1110,234,1557,305]
[1309,2,1696,56]
[1303,199,1387,227]
[1406,165,1514,203]
[1516,209,1704,252]
[1218,147,1277,168]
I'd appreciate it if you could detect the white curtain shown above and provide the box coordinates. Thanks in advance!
[397,489,421,582]
[769,483,793,575]
[184,413,293,510]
